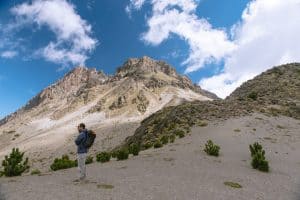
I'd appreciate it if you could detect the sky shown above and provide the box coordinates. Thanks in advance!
[0,0,300,119]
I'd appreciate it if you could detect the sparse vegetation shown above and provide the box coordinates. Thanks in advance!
[204,140,220,157]
[224,181,242,189]
[50,155,76,171]
[85,156,94,164]
[96,152,111,163]
[249,142,269,172]
[129,143,140,156]
[116,148,129,161]
[197,120,208,127]
[247,91,258,100]
[31,169,41,175]
[169,135,175,143]
[234,129,241,132]
[0,148,29,177]
[143,141,153,149]
[175,129,185,138]
[153,140,163,148]
[160,135,169,144]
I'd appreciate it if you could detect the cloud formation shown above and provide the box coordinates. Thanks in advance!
[128,0,300,98]
[1,51,18,59]
[10,0,97,66]
[200,0,300,98]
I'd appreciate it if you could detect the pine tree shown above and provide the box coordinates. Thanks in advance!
[1,148,30,177]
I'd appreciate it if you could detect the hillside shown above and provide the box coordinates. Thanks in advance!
[117,63,300,150]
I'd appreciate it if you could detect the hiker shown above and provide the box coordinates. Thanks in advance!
[75,123,89,181]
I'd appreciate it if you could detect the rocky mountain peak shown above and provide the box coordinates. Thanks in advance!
[116,56,178,78]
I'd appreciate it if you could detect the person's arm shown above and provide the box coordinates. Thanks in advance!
[75,133,84,146]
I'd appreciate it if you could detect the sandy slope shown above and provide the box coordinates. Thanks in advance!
[0,113,300,200]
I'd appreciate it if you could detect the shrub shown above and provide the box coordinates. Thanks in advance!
[160,135,169,144]
[85,156,94,164]
[129,143,140,156]
[174,129,185,138]
[248,91,258,100]
[31,169,41,175]
[169,135,176,143]
[111,151,117,158]
[143,141,153,149]
[96,152,111,163]
[249,142,263,157]
[153,140,163,148]
[116,148,129,161]
[50,155,76,171]
[197,120,208,127]
[0,148,30,177]
[204,140,220,156]
[249,142,269,172]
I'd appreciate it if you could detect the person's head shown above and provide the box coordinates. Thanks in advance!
[77,123,86,133]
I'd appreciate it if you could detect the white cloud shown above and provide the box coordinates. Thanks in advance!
[128,0,236,73]
[126,0,146,15]
[200,0,300,98]
[129,0,300,98]
[1,50,18,58]
[11,0,97,66]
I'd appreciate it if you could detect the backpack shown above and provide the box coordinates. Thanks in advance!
[83,130,96,148]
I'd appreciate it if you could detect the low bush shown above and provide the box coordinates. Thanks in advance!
[169,135,176,143]
[96,152,111,163]
[204,140,220,157]
[116,148,129,161]
[160,135,169,144]
[174,129,185,138]
[129,143,140,156]
[153,140,163,148]
[85,156,94,164]
[143,141,153,149]
[50,155,76,171]
[31,169,41,175]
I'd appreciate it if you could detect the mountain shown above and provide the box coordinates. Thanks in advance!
[0,56,215,165]
[117,63,300,150]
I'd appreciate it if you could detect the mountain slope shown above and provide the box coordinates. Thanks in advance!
[117,63,300,150]
[0,56,214,166]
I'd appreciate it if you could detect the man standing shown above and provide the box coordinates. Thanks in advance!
[75,123,88,182]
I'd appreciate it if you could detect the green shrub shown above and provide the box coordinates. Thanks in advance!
[85,156,94,164]
[204,140,220,156]
[174,129,185,138]
[153,140,163,148]
[160,135,169,144]
[143,141,153,149]
[111,151,117,158]
[249,142,263,157]
[96,152,111,163]
[248,91,258,100]
[129,143,140,156]
[169,135,175,143]
[116,148,129,161]
[50,155,76,171]
[0,148,30,177]
[31,169,41,175]
[249,142,269,172]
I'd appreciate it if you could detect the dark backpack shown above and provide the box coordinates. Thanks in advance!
[83,130,96,148]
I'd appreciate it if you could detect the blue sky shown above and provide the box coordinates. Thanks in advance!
[1,0,300,119]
